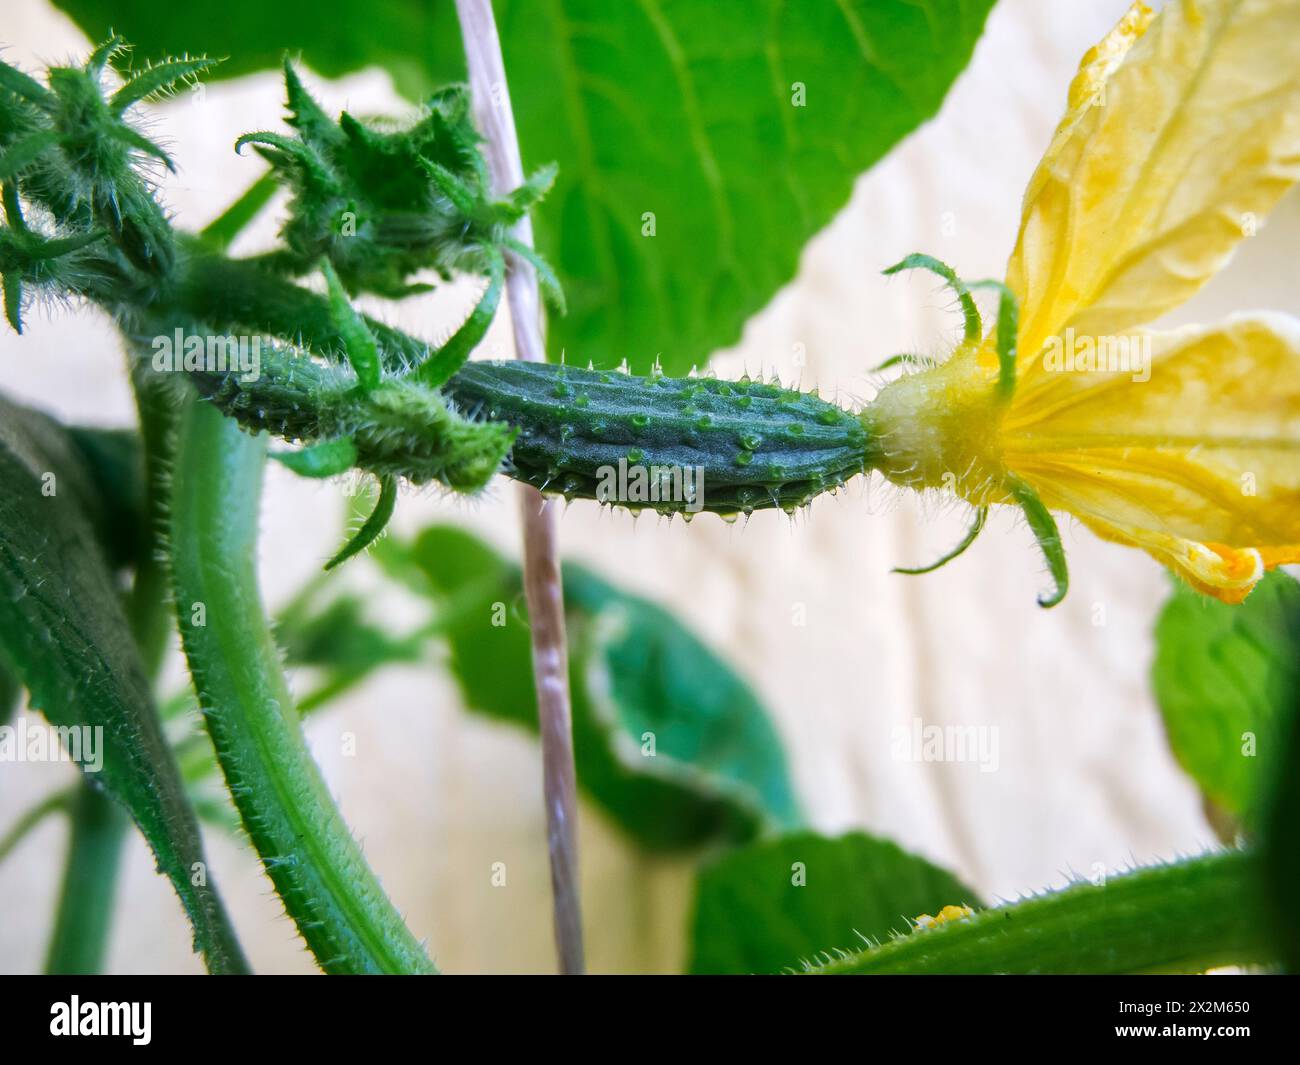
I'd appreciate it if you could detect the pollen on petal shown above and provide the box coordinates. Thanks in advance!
[912,904,974,931]
[1179,543,1265,604]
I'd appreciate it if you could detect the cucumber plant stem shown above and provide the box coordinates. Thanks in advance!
[44,783,128,974]
[170,397,436,974]
[455,0,585,976]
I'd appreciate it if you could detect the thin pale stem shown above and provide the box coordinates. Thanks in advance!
[455,0,584,975]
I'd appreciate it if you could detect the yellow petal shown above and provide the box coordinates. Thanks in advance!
[1076,523,1292,604]
[1002,314,1300,599]
[1000,0,1300,378]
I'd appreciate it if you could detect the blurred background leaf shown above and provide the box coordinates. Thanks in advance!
[1153,572,1300,829]
[0,658,19,727]
[374,523,802,850]
[688,829,979,974]
[54,0,996,374]
[273,574,428,713]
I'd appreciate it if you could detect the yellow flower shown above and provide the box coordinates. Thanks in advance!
[865,0,1300,605]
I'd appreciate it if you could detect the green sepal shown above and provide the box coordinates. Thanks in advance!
[321,260,381,391]
[1006,476,1069,608]
[84,35,128,76]
[503,235,565,314]
[3,272,22,333]
[109,55,220,114]
[0,58,55,107]
[501,162,557,221]
[21,228,109,261]
[325,475,397,570]
[416,248,504,388]
[894,506,987,575]
[235,131,336,192]
[110,122,175,171]
[2,183,25,230]
[0,130,60,183]
[281,60,343,149]
[883,253,981,344]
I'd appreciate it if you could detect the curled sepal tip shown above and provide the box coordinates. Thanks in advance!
[1006,477,1069,608]
[325,475,397,570]
[883,253,981,344]
[894,506,988,576]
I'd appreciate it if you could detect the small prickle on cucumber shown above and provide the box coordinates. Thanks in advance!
[443,361,874,515]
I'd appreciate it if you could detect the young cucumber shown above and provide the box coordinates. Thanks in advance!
[443,361,873,515]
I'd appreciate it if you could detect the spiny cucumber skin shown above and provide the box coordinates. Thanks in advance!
[443,361,872,515]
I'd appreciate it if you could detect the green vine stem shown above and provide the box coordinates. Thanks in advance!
[44,782,129,974]
[169,397,436,974]
[813,850,1271,975]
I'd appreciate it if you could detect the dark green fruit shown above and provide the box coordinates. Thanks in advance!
[443,361,872,515]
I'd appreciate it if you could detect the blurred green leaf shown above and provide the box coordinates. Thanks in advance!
[0,395,248,973]
[1153,572,1300,825]
[374,523,801,850]
[688,829,979,974]
[0,657,19,727]
[53,0,461,101]
[54,0,996,374]
[275,578,427,712]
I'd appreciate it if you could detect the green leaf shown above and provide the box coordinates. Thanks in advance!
[52,0,996,373]
[815,850,1271,975]
[688,830,978,974]
[0,395,248,974]
[1153,572,1300,825]
[374,523,801,850]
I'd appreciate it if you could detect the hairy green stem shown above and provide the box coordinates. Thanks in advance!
[814,851,1271,975]
[44,782,129,974]
[169,396,435,974]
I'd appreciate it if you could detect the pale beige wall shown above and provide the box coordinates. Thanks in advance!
[2,0,1291,973]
